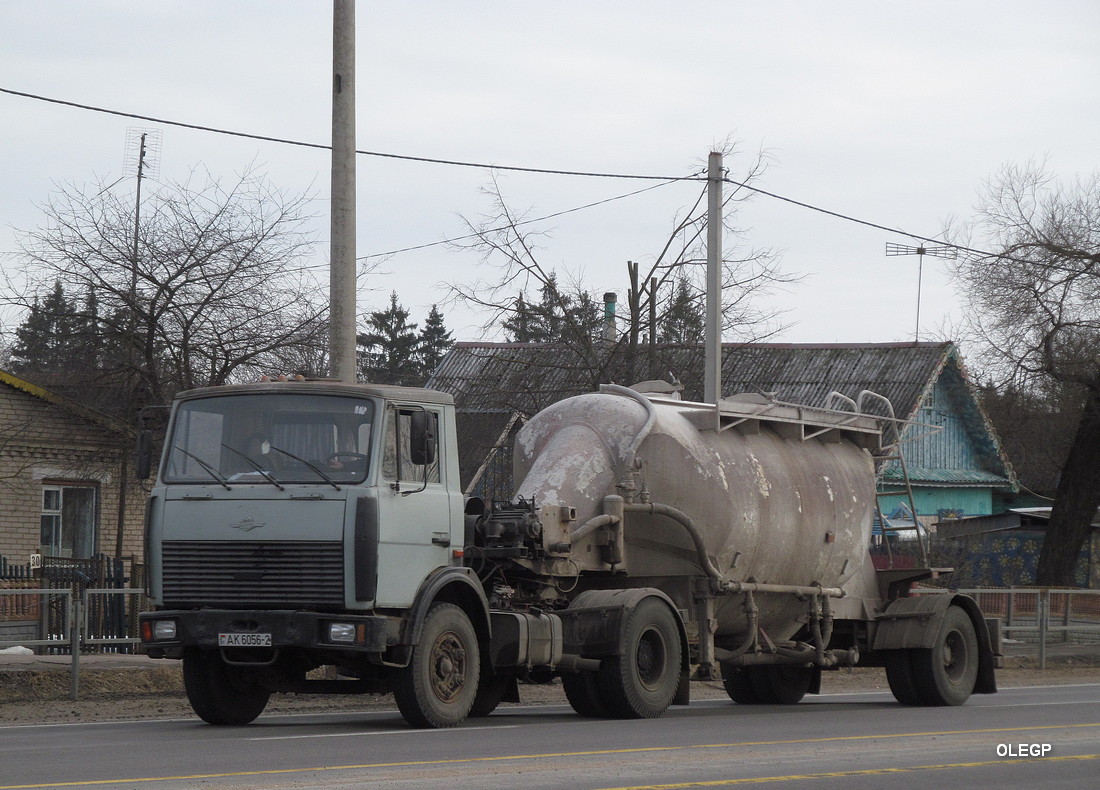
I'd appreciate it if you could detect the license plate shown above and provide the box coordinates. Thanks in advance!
[218,633,272,647]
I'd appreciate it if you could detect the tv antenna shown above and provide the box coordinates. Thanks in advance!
[885,242,956,341]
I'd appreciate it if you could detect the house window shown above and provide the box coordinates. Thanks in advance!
[40,485,97,558]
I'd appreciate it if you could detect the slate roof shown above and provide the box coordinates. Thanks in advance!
[428,341,1017,495]
[432,341,951,419]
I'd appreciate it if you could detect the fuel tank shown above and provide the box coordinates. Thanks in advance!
[513,387,881,640]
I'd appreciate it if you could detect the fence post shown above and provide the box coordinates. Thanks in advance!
[1006,590,1014,630]
[1062,591,1072,643]
[1038,589,1048,670]
[69,595,81,701]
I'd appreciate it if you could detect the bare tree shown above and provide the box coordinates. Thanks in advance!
[446,142,797,390]
[5,166,326,416]
[952,161,1100,586]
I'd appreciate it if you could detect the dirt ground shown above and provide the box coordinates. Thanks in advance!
[3,653,1099,726]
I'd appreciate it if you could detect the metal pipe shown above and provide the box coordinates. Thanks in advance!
[556,654,602,673]
[599,383,658,475]
[549,514,620,554]
[723,580,846,598]
[622,502,725,584]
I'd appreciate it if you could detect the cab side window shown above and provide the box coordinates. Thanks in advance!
[382,408,440,484]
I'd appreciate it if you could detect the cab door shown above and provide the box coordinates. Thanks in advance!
[372,404,455,607]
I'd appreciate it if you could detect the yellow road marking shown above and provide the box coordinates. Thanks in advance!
[592,754,1100,789]
[2,723,1098,789]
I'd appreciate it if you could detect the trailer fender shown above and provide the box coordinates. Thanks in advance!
[874,593,997,694]
[559,588,690,672]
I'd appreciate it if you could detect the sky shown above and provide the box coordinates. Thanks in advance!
[1,1,1096,349]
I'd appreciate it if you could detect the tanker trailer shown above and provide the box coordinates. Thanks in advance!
[479,383,998,714]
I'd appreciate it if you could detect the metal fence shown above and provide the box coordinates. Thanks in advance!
[914,586,1100,668]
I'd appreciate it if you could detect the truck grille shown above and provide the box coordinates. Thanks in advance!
[161,540,344,608]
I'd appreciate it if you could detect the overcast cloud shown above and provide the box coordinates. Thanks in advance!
[1,1,1096,345]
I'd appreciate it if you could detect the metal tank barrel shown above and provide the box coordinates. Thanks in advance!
[513,387,881,641]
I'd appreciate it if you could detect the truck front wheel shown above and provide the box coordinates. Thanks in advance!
[182,649,270,725]
[394,602,481,728]
[599,598,682,719]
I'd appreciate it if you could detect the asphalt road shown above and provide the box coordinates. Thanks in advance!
[2,684,1098,790]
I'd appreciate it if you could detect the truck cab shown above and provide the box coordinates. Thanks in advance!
[140,380,480,724]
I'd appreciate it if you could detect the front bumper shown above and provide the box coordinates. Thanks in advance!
[139,609,393,658]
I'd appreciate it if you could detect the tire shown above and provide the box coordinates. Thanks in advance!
[720,664,760,704]
[562,670,612,717]
[749,665,813,705]
[393,603,480,728]
[885,650,921,705]
[910,605,979,706]
[468,674,509,718]
[598,598,682,719]
[182,649,270,725]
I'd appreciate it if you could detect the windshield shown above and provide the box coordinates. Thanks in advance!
[163,393,375,485]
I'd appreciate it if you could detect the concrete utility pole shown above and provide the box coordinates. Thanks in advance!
[330,0,358,382]
[704,151,724,405]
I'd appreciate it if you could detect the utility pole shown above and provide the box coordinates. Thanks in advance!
[704,151,724,405]
[330,0,358,382]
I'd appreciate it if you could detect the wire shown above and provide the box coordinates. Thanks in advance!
[1,87,1030,264]
[0,87,703,182]
[356,177,686,261]
[721,175,995,260]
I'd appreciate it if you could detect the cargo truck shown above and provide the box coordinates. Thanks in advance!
[138,378,999,728]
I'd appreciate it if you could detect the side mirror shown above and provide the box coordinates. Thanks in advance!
[136,429,154,480]
[409,411,436,466]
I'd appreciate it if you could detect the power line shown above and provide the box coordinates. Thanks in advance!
[721,175,991,259]
[3,86,1010,262]
[0,87,702,182]
[356,178,688,261]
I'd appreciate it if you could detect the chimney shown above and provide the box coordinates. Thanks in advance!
[603,292,617,342]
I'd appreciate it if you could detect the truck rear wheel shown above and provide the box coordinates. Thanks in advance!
[393,602,480,728]
[721,664,811,705]
[599,598,682,719]
[910,605,979,706]
[182,649,270,725]
[720,664,759,704]
[751,665,812,704]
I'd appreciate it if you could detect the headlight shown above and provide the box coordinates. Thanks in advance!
[143,620,177,642]
[327,623,357,643]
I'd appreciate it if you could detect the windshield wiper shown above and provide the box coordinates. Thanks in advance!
[171,446,231,490]
[220,444,285,491]
[265,444,341,490]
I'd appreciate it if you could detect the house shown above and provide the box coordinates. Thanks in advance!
[935,508,1100,587]
[428,341,1018,534]
[0,369,146,567]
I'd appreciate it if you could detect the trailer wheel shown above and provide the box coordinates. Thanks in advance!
[750,665,813,705]
[393,602,479,728]
[599,598,682,718]
[885,650,921,705]
[720,664,760,704]
[182,649,270,725]
[562,670,612,717]
[909,605,979,706]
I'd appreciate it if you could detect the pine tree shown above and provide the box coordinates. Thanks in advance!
[658,277,705,344]
[357,292,421,385]
[417,304,453,381]
[500,274,602,343]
